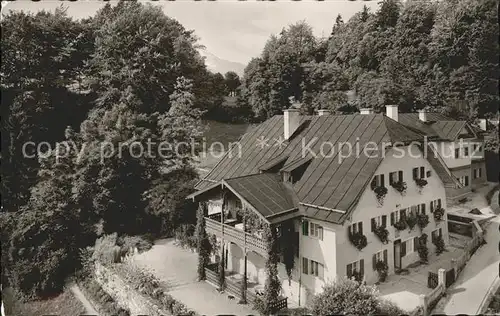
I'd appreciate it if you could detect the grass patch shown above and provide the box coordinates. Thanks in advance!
[2,287,85,316]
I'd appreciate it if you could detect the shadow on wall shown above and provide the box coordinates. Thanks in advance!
[485,151,499,182]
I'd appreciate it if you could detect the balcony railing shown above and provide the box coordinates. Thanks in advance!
[205,216,267,257]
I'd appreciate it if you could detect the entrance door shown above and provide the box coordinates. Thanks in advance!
[394,239,402,271]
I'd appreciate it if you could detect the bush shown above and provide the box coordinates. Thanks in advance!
[377,299,405,315]
[79,278,130,316]
[393,219,407,231]
[93,233,121,265]
[417,234,429,263]
[312,278,380,315]
[405,214,417,231]
[375,261,388,282]
[117,235,153,255]
[112,263,196,316]
[175,224,197,250]
[391,181,407,195]
[433,235,445,255]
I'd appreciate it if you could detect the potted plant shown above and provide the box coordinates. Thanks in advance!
[415,178,428,192]
[416,213,430,230]
[375,261,388,282]
[433,207,445,222]
[373,225,389,244]
[348,231,368,250]
[405,213,417,231]
[391,180,407,195]
[393,219,407,231]
[372,185,388,205]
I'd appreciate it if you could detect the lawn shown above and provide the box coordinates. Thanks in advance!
[2,287,85,316]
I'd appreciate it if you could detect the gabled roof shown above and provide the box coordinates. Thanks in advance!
[195,113,428,224]
[224,173,297,218]
[398,113,475,141]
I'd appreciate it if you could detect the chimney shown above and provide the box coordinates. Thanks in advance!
[317,109,331,116]
[385,105,399,122]
[479,119,487,131]
[418,109,427,122]
[360,108,374,115]
[284,108,301,140]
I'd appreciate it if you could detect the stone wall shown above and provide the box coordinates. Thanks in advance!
[94,263,168,316]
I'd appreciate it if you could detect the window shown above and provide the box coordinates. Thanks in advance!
[309,222,324,240]
[401,237,418,256]
[371,174,385,188]
[474,168,483,179]
[431,228,443,243]
[454,148,460,158]
[349,221,363,235]
[459,176,469,186]
[372,249,388,270]
[463,147,469,158]
[389,171,404,185]
[426,170,432,178]
[371,215,387,231]
[390,209,405,225]
[430,199,442,212]
[418,203,426,215]
[346,259,364,279]
[473,143,478,151]
[303,257,324,279]
[413,166,426,179]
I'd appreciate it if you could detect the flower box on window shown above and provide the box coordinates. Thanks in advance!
[348,231,367,251]
[433,207,445,222]
[391,180,407,195]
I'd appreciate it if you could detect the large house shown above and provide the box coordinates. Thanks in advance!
[188,105,485,307]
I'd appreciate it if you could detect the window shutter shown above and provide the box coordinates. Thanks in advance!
[303,257,308,274]
[348,225,352,236]
[391,212,395,226]
[347,263,352,278]
[421,203,426,214]
[319,226,323,240]
[401,209,407,220]
[303,221,309,236]
[413,168,418,179]
[398,170,403,182]
[381,174,385,187]
[383,249,388,265]
[414,237,418,250]
[438,199,442,208]
[371,218,376,232]
[430,201,434,213]
[420,167,425,178]
[401,241,407,256]
[360,259,364,278]
[389,172,394,185]
[372,254,377,270]
[382,215,387,228]
[359,222,363,235]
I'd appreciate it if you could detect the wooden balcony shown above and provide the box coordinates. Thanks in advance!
[205,216,268,257]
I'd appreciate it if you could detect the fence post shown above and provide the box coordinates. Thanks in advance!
[420,294,428,316]
[438,268,446,286]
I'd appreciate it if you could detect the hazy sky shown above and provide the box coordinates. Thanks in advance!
[2,0,380,65]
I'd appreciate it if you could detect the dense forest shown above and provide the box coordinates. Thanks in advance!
[0,0,498,304]
[238,0,499,121]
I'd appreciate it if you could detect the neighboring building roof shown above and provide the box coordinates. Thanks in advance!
[195,113,428,224]
[398,113,475,141]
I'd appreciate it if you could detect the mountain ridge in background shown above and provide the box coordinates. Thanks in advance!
[199,49,245,76]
